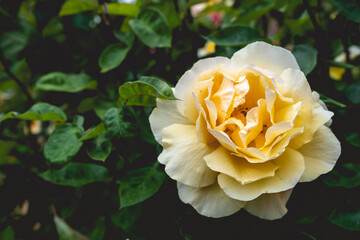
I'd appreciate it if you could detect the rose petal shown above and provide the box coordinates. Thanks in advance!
[218,148,304,201]
[177,182,245,218]
[149,98,192,145]
[244,189,293,220]
[299,125,341,182]
[204,146,278,184]
[231,42,300,75]
[159,124,217,187]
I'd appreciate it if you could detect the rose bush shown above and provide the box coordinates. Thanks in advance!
[149,41,341,220]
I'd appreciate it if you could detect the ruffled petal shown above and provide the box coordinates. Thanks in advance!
[149,98,192,145]
[244,189,293,220]
[204,146,278,184]
[299,125,341,182]
[177,182,246,218]
[159,124,217,187]
[231,42,300,75]
[218,148,304,201]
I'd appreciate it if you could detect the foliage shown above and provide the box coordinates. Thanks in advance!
[0,0,359,239]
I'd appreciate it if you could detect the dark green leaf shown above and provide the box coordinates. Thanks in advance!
[293,44,318,75]
[111,205,142,230]
[113,31,135,47]
[36,72,96,93]
[118,162,166,209]
[99,42,131,73]
[297,215,318,224]
[0,225,14,240]
[327,0,360,23]
[72,115,84,128]
[86,133,112,162]
[81,123,106,141]
[39,162,109,187]
[236,1,275,23]
[44,124,84,164]
[324,163,360,188]
[345,82,360,104]
[319,93,347,108]
[59,0,99,17]
[103,107,133,138]
[345,132,360,147]
[0,103,67,122]
[129,8,172,48]
[203,25,261,47]
[328,205,360,231]
[326,59,356,69]
[118,76,176,106]
[98,3,139,17]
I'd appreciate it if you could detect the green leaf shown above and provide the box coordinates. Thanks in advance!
[346,82,360,104]
[59,0,99,17]
[39,162,109,187]
[129,8,172,48]
[54,215,88,240]
[118,76,176,106]
[0,225,14,240]
[326,59,356,69]
[203,25,261,47]
[44,124,84,164]
[81,123,106,141]
[113,31,135,47]
[324,163,360,189]
[327,0,360,23]
[297,214,318,224]
[236,1,275,23]
[98,3,139,17]
[293,44,318,75]
[328,205,360,231]
[118,162,166,209]
[86,133,112,162]
[111,205,142,230]
[103,107,133,138]
[36,72,96,93]
[345,132,360,147]
[99,42,131,73]
[319,93,347,108]
[0,103,67,122]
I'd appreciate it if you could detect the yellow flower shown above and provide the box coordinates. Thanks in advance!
[149,41,341,220]
[198,41,216,58]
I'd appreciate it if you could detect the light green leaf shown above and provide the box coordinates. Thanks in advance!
[39,162,109,187]
[103,107,133,138]
[44,124,84,164]
[98,3,139,17]
[99,42,131,73]
[111,205,142,230]
[324,163,360,189]
[327,0,360,23]
[59,0,99,17]
[36,72,96,93]
[129,8,172,48]
[328,205,360,231]
[118,76,176,106]
[118,162,166,209]
[81,123,106,141]
[0,103,67,123]
[86,133,112,162]
[203,25,261,47]
[54,215,88,240]
[346,82,360,104]
[236,1,275,23]
[293,44,318,75]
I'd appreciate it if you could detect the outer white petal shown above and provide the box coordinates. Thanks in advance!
[177,182,245,218]
[149,98,192,145]
[218,148,304,201]
[231,42,300,75]
[159,124,217,188]
[299,125,341,182]
[244,189,293,220]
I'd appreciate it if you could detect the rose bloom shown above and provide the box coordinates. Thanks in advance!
[149,41,341,220]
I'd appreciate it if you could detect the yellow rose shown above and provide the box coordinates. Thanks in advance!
[149,41,341,220]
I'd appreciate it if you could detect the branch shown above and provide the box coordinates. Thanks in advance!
[0,51,34,106]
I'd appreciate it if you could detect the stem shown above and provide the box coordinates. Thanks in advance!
[303,0,322,34]
[0,51,34,106]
